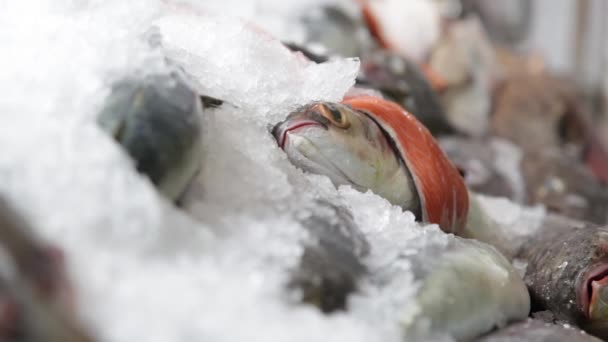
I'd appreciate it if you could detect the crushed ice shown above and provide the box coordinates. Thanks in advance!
[0,1,546,341]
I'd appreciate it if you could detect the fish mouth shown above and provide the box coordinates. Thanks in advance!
[582,264,608,320]
[275,120,325,150]
[278,124,364,188]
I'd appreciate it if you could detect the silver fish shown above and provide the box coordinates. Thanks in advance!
[400,236,530,340]
[272,100,514,258]
[517,217,608,340]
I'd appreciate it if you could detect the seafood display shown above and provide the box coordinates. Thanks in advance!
[97,70,204,203]
[5,0,608,341]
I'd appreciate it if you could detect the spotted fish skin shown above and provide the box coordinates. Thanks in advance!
[517,216,608,339]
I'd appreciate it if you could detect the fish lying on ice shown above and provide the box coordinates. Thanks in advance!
[398,235,530,340]
[285,199,529,340]
[272,95,512,256]
[517,216,608,339]
[97,70,205,203]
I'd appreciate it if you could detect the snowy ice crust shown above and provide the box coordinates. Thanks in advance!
[0,1,543,341]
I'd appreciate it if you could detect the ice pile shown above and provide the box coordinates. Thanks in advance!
[0,1,545,341]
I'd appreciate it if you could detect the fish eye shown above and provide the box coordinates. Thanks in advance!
[319,104,350,129]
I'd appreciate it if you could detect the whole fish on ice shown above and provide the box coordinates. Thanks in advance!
[517,216,608,339]
[398,235,530,340]
[272,95,511,255]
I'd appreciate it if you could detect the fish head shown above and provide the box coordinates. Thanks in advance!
[97,71,203,202]
[273,102,416,206]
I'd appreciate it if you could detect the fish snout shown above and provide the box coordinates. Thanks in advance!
[590,275,608,321]
[582,264,608,321]
[273,119,326,150]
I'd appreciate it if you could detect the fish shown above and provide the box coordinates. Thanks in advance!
[97,70,205,203]
[0,198,93,341]
[400,235,530,340]
[272,95,515,256]
[357,51,455,136]
[273,96,468,234]
[475,318,602,342]
[517,216,608,339]
[288,200,369,313]
[286,200,529,340]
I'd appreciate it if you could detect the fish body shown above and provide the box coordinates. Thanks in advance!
[273,96,468,234]
[475,319,602,342]
[518,219,608,339]
[285,200,528,340]
[402,236,530,340]
[97,70,204,202]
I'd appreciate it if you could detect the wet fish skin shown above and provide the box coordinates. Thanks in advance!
[289,200,369,313]
[272,102,419,213]
[475,319,602,342]
[403,236,530,341]
[97,70,204,202]
[518,219,608,338]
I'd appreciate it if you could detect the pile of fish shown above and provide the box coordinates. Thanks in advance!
[3,0,608,341]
